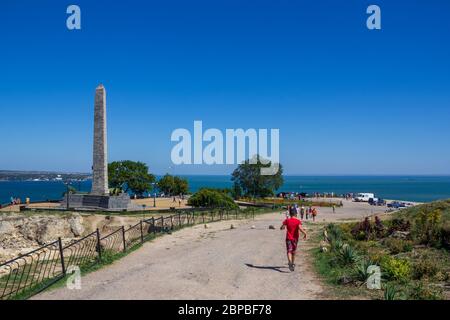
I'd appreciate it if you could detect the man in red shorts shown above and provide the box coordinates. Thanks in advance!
[280,207,307,272]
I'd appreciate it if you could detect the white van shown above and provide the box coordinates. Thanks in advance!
[355,193,376,202]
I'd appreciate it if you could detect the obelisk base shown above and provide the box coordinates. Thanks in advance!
[61,193,133,211]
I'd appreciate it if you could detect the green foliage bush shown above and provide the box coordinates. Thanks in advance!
[413,209,442,246]
[380,256,411,282]
[338,223,354,238]
[387,218,411,234]
[412,256,440,280]
[441,222,450,250]
[384,238,413,254]
[187,189,238,209]
[351,217,374,241]
[407,281,443,300]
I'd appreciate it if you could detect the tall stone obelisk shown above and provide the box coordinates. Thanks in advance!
[91,84,109,196]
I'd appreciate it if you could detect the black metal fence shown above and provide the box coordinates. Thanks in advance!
[0,209,260,300]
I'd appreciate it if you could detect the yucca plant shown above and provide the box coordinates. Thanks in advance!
[326,223,343,243]
[331,239,344,252]
[354,258,376,282]
[384,284,398,300]
[337,244,359,266]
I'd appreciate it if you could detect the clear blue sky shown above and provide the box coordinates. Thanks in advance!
[1,0,449,175]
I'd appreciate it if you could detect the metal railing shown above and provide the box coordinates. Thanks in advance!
[0,208,263,300]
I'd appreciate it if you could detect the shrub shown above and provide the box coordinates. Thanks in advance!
[339,223,354,239]
[441,223,450,250]
[412,257,440,280]
[367,249,388,265]
[380,257,411,282]
[384,238,413,254]
[351,217,376,241]
[374,216,386,238]
[354,230,367,241]
[408,281,443,300]
[187,189,238,209]
[326,223,343,243]
[413,209,442,246]
[388,218,411,234]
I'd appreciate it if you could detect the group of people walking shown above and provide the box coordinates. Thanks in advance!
[286,204,318,222]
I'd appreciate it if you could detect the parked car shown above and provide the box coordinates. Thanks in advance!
[387,201,407,209]
[354,193,375,202]
[369,198,386,206]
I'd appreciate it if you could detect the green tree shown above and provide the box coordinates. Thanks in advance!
[157,174,189,196]
[231,155,283,198]
[173,176,189,195]
[108,160,155,196]
[187,189,238,209]
[157,174,175,195]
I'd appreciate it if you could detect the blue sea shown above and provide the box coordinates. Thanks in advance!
[1,176,450,205]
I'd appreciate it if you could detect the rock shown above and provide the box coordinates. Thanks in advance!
[338,275,354,285]
[230,224,235,229]
[269,225,275,230]
[0,221,15,235]
[68,213,84,237]
[320,240,329,252]
[20,220,39,241]
[251,225,256,229]
[0,247,7,261]
[323,229,329,242]
[204,224,209,229]
[36,219,71,245]
[391,231,410,239]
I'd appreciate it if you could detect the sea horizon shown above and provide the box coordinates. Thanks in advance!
[2,174,450,205]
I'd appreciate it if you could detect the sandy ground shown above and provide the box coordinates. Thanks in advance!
[0,197,190,212]
[132,197,190,210]
[34,200,389,300]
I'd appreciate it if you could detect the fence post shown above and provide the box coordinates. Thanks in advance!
[122,226,126,252]
[202,212,205,224]
[236,209,238,220]
[152,217,155,234]
[140,220,144,244]
[161,216,164,232]
[178,212,181,227]
[96,228,102,261]
[58,237,66,276]
[170,215,174,230]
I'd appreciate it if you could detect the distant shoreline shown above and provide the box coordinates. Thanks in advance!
[1,175,450,205]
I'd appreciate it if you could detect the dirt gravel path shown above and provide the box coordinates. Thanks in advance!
[34,201,388,300]
[35,212,325,300]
